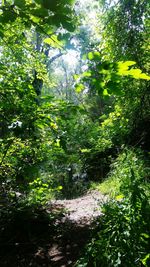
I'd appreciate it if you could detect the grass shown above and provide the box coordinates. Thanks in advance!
[90,177,121,198]
[90,148,149,199]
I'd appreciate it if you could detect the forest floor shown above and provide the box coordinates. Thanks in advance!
[1,190,106,267]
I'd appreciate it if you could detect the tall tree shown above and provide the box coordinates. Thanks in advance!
[0,0,77,195]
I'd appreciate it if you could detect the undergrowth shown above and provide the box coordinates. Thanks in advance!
[76,148,150,267]
[91,148,149,198]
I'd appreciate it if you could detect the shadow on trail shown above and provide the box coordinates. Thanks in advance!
[0,205,93,267]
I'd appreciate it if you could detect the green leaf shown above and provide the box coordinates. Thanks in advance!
[75,84,85,93]
[58,185,63,190]
[103,89,109,96]
[43,35,63,48]
[80,148,91,153]
[29,7,48,18]
[88,52,94,60]
[117,61,136,70]
[61,20,76,32]
[141,254,150,266]
[30,15,40,23]
[82,71,91,77]
[128,69,150,80]
[92,51,101,60]
[42,0,58,11]
[116,62,150,80]
[14,0,26,8]
[73,74,80,80]
[57,32,70,41]
[88,51,101,61]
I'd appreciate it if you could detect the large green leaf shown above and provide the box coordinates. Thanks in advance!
[61,20,76,32]
[14,0,26,8]
[43,35,63,48]
[117,62,150,80]
[42,0,58,11]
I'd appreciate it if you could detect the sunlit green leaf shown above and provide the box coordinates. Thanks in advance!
[128,69,150,80]
[117,61,136,70]
[103,89,109,96]
[88,52,94,60]
[43,35,63,48]
[82,71,92,77]
[75,84,85,93]
[88,51,101,61]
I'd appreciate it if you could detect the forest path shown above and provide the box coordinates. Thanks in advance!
[42,190,106,267]
[1,190,106,267]
[49,190,106,225]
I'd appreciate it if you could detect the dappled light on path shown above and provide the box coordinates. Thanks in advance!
[49,190,106,225]
[0,190,105,267]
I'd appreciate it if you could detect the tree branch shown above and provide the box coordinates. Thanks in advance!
[47,52,64,68]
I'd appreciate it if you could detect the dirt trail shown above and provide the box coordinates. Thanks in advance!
[1,190,106,267]
[44,190,106,267]
[49,190,106,225]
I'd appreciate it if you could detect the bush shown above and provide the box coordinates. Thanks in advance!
[76,149,150,267]
[98,148,149,197]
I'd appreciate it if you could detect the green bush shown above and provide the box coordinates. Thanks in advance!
[98,148,149,197]
[77,193,150,266]
[76,149,150,267]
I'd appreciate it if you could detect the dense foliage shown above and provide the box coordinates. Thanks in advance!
[0,0,150,266]
[76,149,150,267]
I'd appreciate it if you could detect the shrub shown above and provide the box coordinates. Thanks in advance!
[76,149,150,267]
[98,148,149,197]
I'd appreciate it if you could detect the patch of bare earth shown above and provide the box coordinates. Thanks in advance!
[43,190,106,267]
[0,190,106,267]
[50,190,106,225]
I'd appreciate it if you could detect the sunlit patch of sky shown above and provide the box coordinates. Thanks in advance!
[56,0,100,68]
[53,0,119,72]
[108,0,119,7]
[49,47,79,70]
[62,49,79,67]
